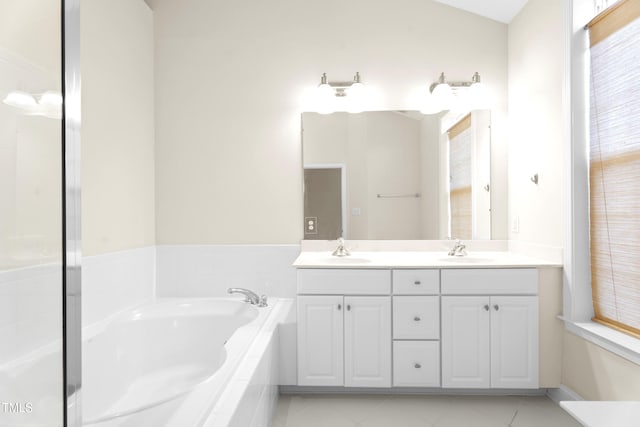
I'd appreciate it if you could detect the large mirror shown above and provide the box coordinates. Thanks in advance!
[302,110,491,240]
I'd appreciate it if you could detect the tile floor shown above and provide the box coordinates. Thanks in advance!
[272,394,582,427]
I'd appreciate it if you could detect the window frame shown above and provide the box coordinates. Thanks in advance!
[563,0,640,364]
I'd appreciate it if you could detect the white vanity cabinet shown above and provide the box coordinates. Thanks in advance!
[295,264,542,391]
[440,269,539,389]
[296,269,392,387]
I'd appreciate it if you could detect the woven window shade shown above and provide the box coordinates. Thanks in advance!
[588,0,640,337]
[451,187,472,240]
[449,114,472,240]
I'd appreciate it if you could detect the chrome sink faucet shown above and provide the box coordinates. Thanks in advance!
[228,288,268,307]
[332,237,351,257]
[448,239,467,257]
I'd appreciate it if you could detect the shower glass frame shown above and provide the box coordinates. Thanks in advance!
[63,0,82,425]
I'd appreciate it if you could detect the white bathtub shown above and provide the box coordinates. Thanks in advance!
[82,297,290,427]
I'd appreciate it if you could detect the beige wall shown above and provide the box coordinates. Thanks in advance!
[562,332,640,400]
[81,0,155,256]
[538,267,564,387]
[153,0,508,244]
[508,0,564,247]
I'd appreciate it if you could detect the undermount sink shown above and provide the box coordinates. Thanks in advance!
[321,257,372,264]
[435,256,494,264]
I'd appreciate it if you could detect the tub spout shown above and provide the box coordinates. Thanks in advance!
[227,288,268,307]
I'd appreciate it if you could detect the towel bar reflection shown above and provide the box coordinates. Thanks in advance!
[376,193,420,199]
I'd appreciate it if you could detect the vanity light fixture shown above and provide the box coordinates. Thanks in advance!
[2,90,38,109]
[421,72,489,115]
[315,72,365,115]
[2,89,63,119]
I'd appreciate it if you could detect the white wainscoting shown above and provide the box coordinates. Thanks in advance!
[82,246,156,327]
[156,245,300,299]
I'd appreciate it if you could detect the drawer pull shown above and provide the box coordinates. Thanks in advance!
[494,304,500,311]
[414,316,421,322]
[347,304,351,311]
[414,363,422,369]
[484,304,490,311]
[338,304,341,310]
[414,280,421,285]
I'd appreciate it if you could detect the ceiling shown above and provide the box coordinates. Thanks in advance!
[144,0,528,24]
[433,0,529,23]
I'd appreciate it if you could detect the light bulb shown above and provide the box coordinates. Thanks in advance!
[349,81,364,95]
[420,90,441,115]
[316,82,335,115]
[468,81,489,110]
[432,82,454,111]
[346,81,364,114]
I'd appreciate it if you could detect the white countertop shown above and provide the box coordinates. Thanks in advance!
[293,251,562,269]
[560,401,640,427]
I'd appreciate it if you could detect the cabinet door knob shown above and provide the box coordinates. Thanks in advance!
[414,316,421,322]
[484,304,490,311]
[494,304,499,311]
[347,304,351,311]
[338,304,341,310]
[414,363,422,369]
[414,280,421,285]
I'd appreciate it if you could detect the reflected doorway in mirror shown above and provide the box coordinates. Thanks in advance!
[303,164,346,240]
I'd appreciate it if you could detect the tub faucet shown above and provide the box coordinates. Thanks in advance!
[227,288,268,307]
[332,237,351,257]
[448,239,467,257]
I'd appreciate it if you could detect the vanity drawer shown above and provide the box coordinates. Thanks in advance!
[441,268,538,295]
[393,269,439,295]
[393,296,439,339]
[393,341,440,387]
[297,269,391,295]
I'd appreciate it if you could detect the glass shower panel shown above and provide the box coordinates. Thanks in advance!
[0,1,63,426]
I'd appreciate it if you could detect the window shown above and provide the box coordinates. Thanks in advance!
[448,114,472,240]
[588,0,640,338]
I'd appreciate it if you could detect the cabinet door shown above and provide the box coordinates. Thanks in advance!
[297,295,344,386]
[490,296,539,389]
[441,296,491,388]
[344,296,391,387]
